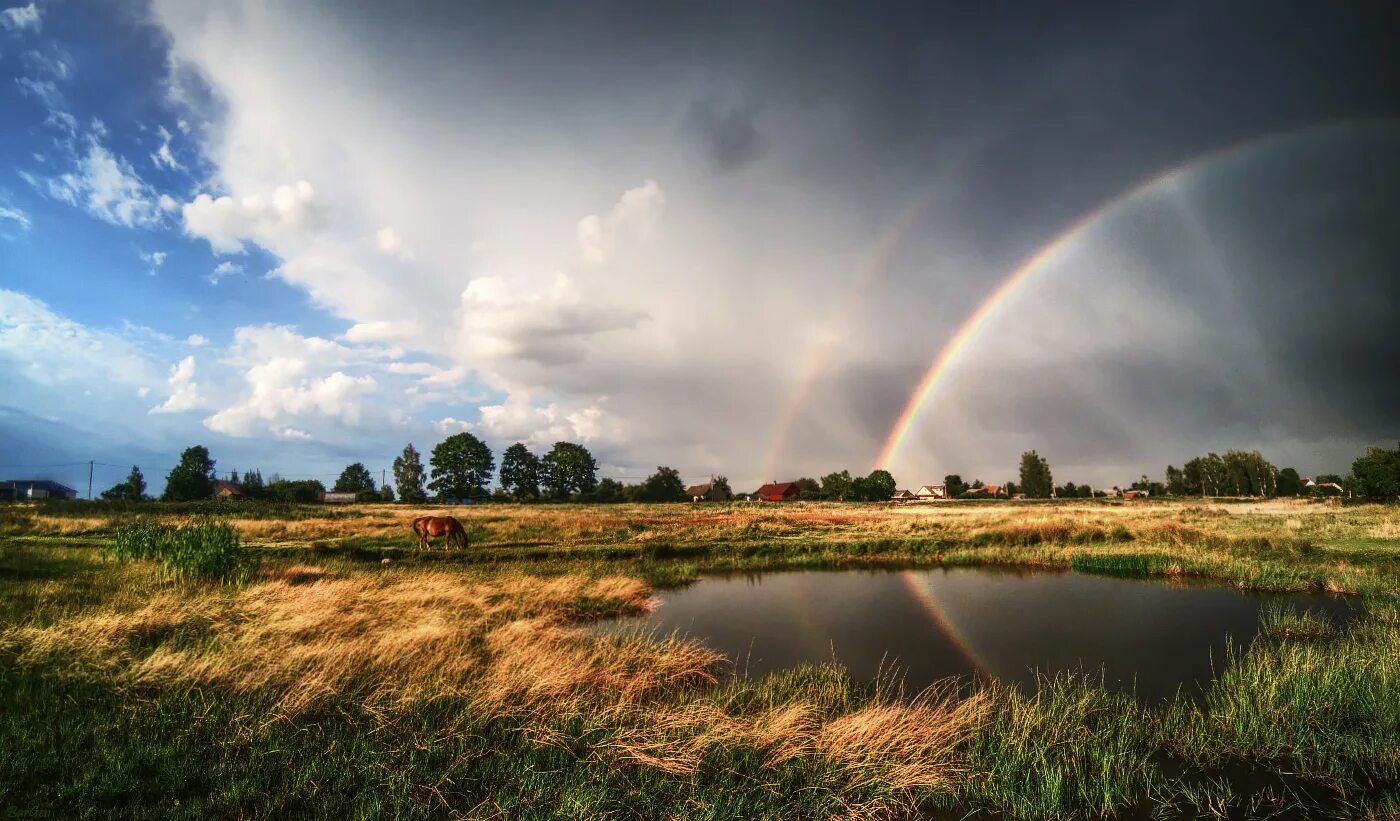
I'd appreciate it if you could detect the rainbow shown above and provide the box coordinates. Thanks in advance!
[871,119,1392,472]
[897,569,990,680]
[756,193,935,482]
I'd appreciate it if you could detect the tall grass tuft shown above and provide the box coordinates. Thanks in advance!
[106,520,254,584]
[1069,552,1166,577]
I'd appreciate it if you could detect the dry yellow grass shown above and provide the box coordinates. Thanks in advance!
[3,563,702,718]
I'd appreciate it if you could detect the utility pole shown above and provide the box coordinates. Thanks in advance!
[88,460,94,500]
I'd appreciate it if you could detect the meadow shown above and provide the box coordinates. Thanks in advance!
[1,498,1397,819]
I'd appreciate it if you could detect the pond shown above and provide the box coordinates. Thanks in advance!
[602,567,1361,701]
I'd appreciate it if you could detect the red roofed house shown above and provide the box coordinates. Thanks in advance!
[754,482,800,502]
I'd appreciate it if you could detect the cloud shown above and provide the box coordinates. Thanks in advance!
[473,394,616,447]
[186,334,207,346]
[576,180,665,265]
[343,320,416,343]
[202,325,381,438]
[208,260,243,285]
[41,141,166,228]
[0,200,30,232]
[182,181,320,254]
[685,100,763,171]
[457,272,647,366]
[149,355,203,413]
[376,226,401,254]
[0,3,40,31]
[151,125,180,170]
[138,249,167,274]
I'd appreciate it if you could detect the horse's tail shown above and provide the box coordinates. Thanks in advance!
[451,519,468,550]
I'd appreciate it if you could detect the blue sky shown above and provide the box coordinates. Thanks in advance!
[2,1,1397,497]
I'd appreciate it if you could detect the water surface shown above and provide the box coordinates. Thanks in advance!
[604,567,1359,701]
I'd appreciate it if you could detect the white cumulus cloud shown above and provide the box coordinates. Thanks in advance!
[0,3,40,31]
[182,180,320,254]
[149,355,203,413]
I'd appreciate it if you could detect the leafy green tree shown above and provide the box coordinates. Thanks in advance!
[1057,482,1077,498]
[594,478,626,503]
[1018,451,1053,499]
[380,484,396,503]
[859,469,897,502]
[229,469,240,485]
[1351,444,1400,502]
[101,465,148,501]
[334,462,378,501]
[794,477,821,499]
[499,443,541,500]
[820,470,854,501]
[1165,465,1185,496]
[241,469,265,499]
[392,444,427,504]
[429,433,495,501]
[539,441,598,500]
[266,479,325,503]
[163,446,217,501]
[1276,467,1303,497]
[944,474,968,498]
[639,466,688,502]
[711,475,733,499]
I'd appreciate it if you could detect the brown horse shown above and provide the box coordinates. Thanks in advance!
[411,515,468,550]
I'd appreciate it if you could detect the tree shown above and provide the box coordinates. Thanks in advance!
[429,433,495,501]
[229,469,240,485]
[334,462,378,501]
[595,478,626,503]
[820,470,854,501]
[101,465,148,501]
[639,466,688,502]
[242,469,266,499]
[539,441,597,500]
[1057,481,1077,499]
[380,484,396,503]
[944,474,968,498]
[1165,465,1185,496]
[393,444,427,504]
[1351,444,1400,502]
[266,479,325,503]
[794,477,821,499]
[860,469,896,502]
[499,443,541,500]
[1018,451,1053,499]
[163,446,216,501]
[1277,467,1303,497]
[712,475,733,499]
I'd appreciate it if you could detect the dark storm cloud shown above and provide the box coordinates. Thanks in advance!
[684,99,762,171]
[143,0,1400,484]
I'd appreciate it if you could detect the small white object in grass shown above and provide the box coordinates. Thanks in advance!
[381,558,392,565]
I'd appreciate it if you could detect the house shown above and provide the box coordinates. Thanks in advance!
[981,484,1002,497]
[914,484,948,500]
[1123,489,1148,500]
[1303,479,1345,495]
[319,491,358,504]
[890,489,917,502]
[0,480,79,500]
[212,480,246,500]
[754,482,800,502]
[687,478,732,502]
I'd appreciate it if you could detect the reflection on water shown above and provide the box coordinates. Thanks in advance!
[602,567,1361,701]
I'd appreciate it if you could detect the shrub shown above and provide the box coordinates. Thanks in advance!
[106,519,255,584]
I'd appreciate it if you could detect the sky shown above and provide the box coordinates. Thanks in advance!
[1,0,1398,497]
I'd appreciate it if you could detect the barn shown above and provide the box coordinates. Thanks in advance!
[0,480,79,500]
[754,481,800,502]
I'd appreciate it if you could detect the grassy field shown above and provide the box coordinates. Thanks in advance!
[2,498,1398,819]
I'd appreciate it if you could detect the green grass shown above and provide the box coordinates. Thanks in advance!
[1,501,1398,818]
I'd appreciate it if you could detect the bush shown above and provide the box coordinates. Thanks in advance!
[106,519,254,584]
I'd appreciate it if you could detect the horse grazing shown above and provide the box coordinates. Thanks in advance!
[411,515,468,550]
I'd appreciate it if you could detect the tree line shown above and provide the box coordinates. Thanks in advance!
[96,438,1400,504]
